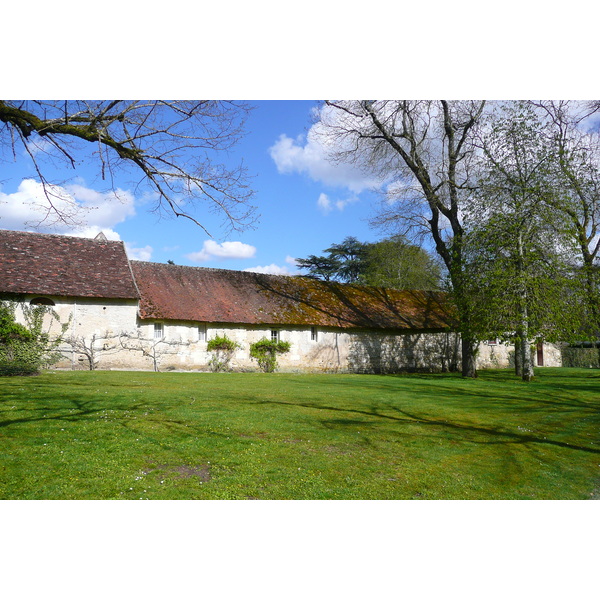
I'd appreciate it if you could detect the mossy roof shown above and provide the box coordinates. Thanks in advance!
[131,261,455,331]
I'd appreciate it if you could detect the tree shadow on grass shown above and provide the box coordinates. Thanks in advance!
[0,391,241,450]
[287,370,600,413]
[0,396,150,429]
[258,398,600,455]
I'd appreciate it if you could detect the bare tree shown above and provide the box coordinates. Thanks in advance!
[0,100,257,234]
[316,100,486,377]
[119,330,191,372]
[64,331,121,370]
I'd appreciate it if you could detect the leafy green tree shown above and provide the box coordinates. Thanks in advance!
[296,235,441,290]
[249,338,291,372]
[0,303,32,343]
[467,101,580,381]
[295,254,341,282]
[535,101,600,342]
[0,301,69,375]
[361,236,441,290]
[296,237,368,283]
[323,237,369,282]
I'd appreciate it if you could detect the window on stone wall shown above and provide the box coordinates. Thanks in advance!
[311,327,318,342]
[198,323,207,342]
[30,297,55,306]
[271,329,279,342]
[154,323,164,339]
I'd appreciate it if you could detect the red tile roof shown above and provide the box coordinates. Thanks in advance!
[0,229,139,299]
[131,261,454,331]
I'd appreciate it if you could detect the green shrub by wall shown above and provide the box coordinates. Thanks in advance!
[561,346,600,368]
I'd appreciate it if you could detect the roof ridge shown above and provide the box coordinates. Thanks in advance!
[0,228,124,246]
[130,260,446,295]
[131,260,294,279]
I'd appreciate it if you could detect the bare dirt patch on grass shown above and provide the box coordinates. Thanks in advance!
[146,464,212,482]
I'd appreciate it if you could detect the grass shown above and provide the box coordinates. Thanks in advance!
[0,368,599,500]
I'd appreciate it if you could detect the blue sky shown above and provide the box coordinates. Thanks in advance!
[0,100,387,275]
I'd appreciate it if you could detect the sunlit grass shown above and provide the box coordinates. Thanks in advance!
[1,368,599,499]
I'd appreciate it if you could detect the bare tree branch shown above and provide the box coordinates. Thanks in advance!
[0,100,258,235]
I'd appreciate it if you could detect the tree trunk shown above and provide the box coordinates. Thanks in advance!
[519,307,534,382]
[461,336,478,378]
[521,337,534,382]
[514,332,523,376]
[516,231,534,382]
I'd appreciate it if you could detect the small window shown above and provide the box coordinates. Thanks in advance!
[271,329,279,342]
[311,327,318,342]
[154,323,164,339]
[198,324,207,342]
[30,297,55,306]
[487,339,497,346]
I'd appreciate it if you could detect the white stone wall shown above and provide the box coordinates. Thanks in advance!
[129,325,563,373]
[10,297,563,372]
[476,340,562,369]
[138,322,344,372]
[541,343,562,367]
[347,331,462,374]
[142,323,463,374]
[476,342,512,369]
[13,296,145,370]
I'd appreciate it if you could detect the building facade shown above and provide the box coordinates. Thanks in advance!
[0,229,561,372]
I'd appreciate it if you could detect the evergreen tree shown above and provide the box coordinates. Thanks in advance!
[296,236,441,290]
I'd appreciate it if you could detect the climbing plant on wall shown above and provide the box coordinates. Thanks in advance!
[249,338,291,373]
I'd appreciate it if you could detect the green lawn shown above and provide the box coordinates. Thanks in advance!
[1,368,599,499]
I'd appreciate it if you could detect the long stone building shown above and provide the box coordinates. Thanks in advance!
[0,229,561,372]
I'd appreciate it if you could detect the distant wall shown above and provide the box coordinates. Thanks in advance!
[476,340,562,369]
[347,331,461,374]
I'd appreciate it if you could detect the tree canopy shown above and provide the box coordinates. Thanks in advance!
[315,100,600,379]
[296,235,441,290]
[0,301,69,375]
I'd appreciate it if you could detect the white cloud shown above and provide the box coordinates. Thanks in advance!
[316,192,358,215]
[25,136,55,157]
[285,255,299,267]
[244,256,300,275]
[317,193,332,214]
[64,183,135,225]
[0,178,136,236]
[244,264,293,275]
[186,240,257,262]
[269,131,381,194]
[69,227,121,241]
[126,243,153,261]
